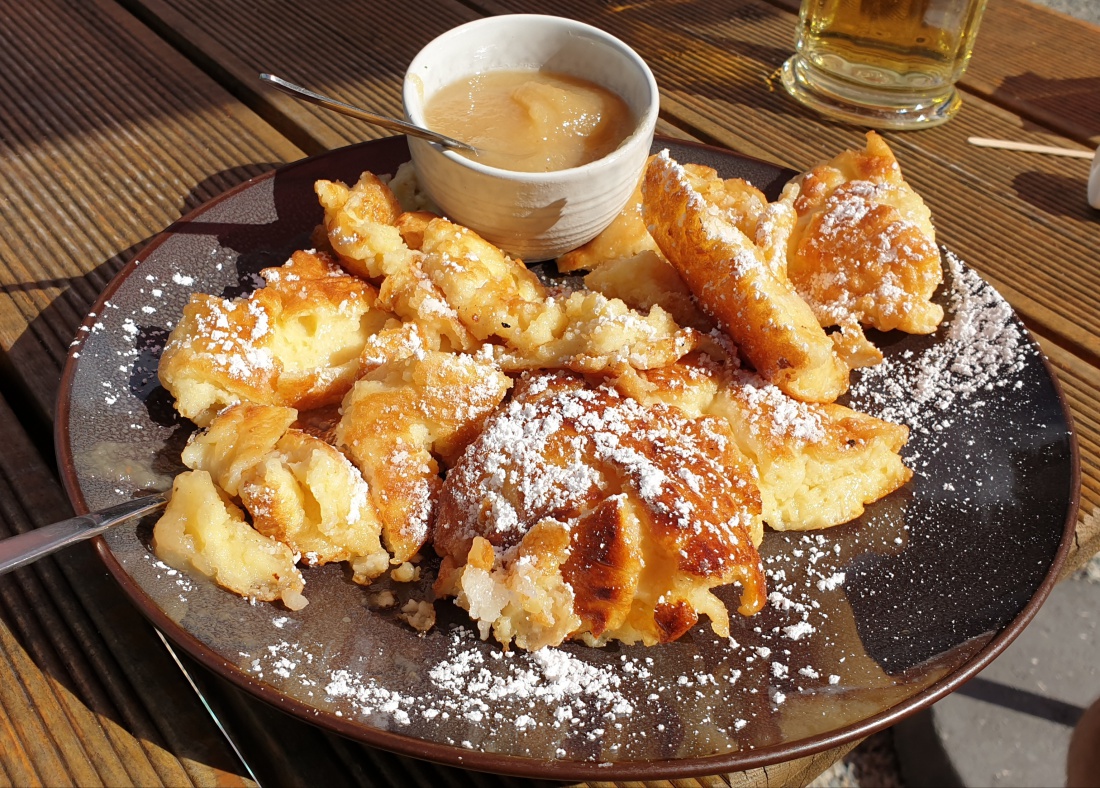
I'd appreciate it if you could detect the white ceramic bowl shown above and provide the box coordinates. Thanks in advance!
[403,14,659,261]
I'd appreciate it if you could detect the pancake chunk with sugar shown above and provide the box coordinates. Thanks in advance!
[153,470,307,610]
[337,349,511,564]
[414,215,549,345]
[318,172,700,375]
[350,207,550,353]
[316,174,477,352]
[558,159,764,273]
[708,370,911,531]
[561,162,772,332]
[492,288,701,374]
[257,251,391,409]
[785,131,943,334]
[643,151,849,404]
[433,372,766,651]
[681,163,770,239]
[618,354,911,531]
[240,429,388,583]
[179,402,389,582]
[433,227,707,374]
[158,249,386,426]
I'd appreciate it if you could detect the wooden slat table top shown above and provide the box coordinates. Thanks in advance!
[0,0,304,425]
[0,0,1095,785]
[917,0,1100,148]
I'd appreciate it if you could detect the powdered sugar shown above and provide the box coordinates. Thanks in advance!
[439,375,757,550]
[848,250,1036,455]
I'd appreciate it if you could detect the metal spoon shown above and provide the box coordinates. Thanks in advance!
[0,493,168,575]
[259,73,478,154]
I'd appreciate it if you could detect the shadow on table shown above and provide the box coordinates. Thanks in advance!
[994,74,1100,140]
[1012,170,1098,221]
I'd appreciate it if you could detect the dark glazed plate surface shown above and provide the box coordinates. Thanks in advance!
[55,136,1079,780]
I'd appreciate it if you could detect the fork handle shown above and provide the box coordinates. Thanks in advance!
[0,493,168,575]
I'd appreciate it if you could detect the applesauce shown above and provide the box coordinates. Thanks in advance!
[424,70,634,173]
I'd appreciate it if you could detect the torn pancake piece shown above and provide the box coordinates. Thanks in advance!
[434,372,766,651]
[180,403,389,583]
[785,131,944,334]
[158,249,386,426]
[556,165,660,274]
[617,354,912,532]
[491,289,701,375]
[153,470,307,610]
[415,215,548,345]
[582,250,714,332]
[337,349,512,564]
[181,403,297,497]
[709,370,912,532]
[643,151,849,404]
[314,172,405,281]
[316,174,478,352]
[240,429,388,583]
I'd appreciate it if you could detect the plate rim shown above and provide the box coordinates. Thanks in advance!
[53,134,1082,781]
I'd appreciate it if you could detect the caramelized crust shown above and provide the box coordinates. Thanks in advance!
[642,151,849,404]
[785,131,944,334]
[561,495,643,638]
[620,354,912,532]
[434,372,766,649]
[337,349,511,563]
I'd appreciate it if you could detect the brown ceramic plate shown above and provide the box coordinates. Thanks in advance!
[56,136,1079,780]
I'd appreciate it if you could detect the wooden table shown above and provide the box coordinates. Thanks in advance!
[0,0,1095,785]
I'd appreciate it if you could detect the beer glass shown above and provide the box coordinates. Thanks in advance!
[781,0,989,129]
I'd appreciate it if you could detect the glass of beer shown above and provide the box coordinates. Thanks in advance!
[781,0,989,129]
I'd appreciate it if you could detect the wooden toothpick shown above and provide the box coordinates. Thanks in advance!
[967,137,1095,159]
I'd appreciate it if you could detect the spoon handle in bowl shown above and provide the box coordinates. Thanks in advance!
[0,492,168,575]
[259,73,477,153]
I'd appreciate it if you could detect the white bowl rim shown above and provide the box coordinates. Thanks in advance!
[403,13,660,183]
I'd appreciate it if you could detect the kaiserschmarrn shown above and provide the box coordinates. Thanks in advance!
[153,131,939,651]
[433,372,767,650]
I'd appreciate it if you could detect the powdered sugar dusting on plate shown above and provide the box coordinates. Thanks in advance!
[848,249,1036,465]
